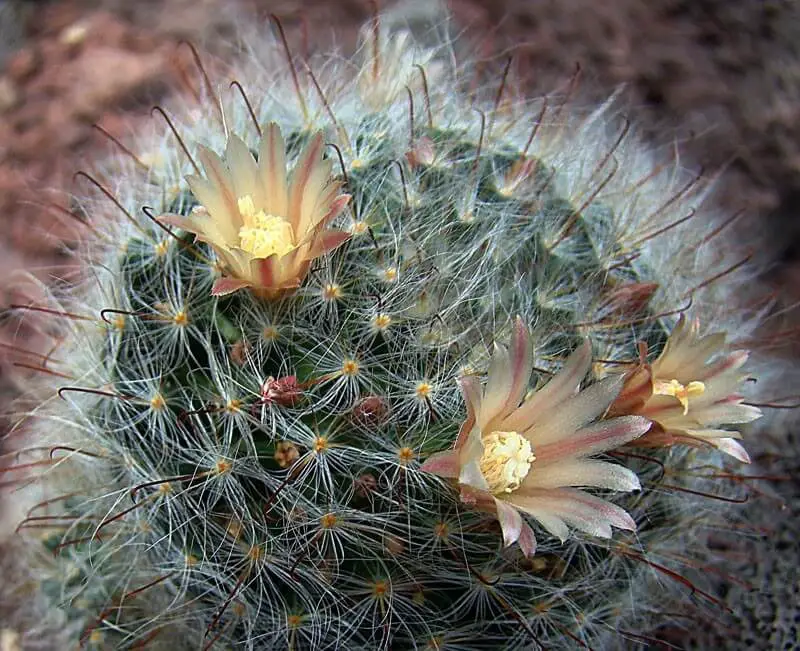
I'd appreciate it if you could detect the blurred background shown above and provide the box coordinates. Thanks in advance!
[0,0,798,648]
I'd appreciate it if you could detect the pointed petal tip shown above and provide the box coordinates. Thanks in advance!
[716,438,751,463]
[211,277,252,296]
[419,450,460,478]
[617,510,637,532]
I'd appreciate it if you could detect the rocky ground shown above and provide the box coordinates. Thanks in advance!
[0,0,798,648]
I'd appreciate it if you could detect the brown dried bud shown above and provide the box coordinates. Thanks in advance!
[596,282,659,320]
[351,395,389,425]
[383,534,406,557]
[261,375,302,407]
[230,339,251,366]
[274,441,300,469]
[353,473,378,498]
[406,136,436,168]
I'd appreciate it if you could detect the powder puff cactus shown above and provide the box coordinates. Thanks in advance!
[160,123,351,297]
[421,318,650,556]
[609,315,762,462]
[1,7,778,650]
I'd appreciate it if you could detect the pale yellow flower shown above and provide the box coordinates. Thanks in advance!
[160,123,351,298]
[421,318,649,557]
[609,315,761,462]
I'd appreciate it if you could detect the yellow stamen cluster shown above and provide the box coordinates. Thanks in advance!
[479,431,535,494]
[653,378,706,415]
[236,195,295,258]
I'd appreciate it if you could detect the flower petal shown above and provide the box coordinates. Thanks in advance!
[478,343,510,431]
[419,450,460,478]
[307,229,351,258]
[458,425,489,491]
[309,183,349,231]
[288,133,326,235]
[212,277,253,296]
[607,363,652,416]
[459,458,490,492]
[500,340,592,432]
[480,318,533,431]
[249,255,281,290]
[196,146,243,235]
[185,174,241,247]
[511,487,636,539]
[517,521,537,557]
[455,376,481,449]
[157,212,210,241]
[534,415,650,463]
[225,134,260,211]
[712,437,751,463]
[697,349,749,381]
[524,375,624,446]
[259,122,289,218]
[693,400,762,426]
[522,458,641,492]
[495,498,523,548]
[510,500,569,542]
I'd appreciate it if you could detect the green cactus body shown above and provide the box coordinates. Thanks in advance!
[5,12,767,651]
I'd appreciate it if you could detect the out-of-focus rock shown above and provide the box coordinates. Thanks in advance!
[0,76,19,112]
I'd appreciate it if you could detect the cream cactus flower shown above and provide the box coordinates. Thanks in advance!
[160,123,351,298]
[609,315,762,463]
[421,318,650,557]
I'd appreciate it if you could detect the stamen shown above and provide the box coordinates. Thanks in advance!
[479,431,535,494]
[653,379,705,415]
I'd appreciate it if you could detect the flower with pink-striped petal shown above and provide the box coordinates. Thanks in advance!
[160,123,351,298]
[608,315,761,463]
[421,318,649,557]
